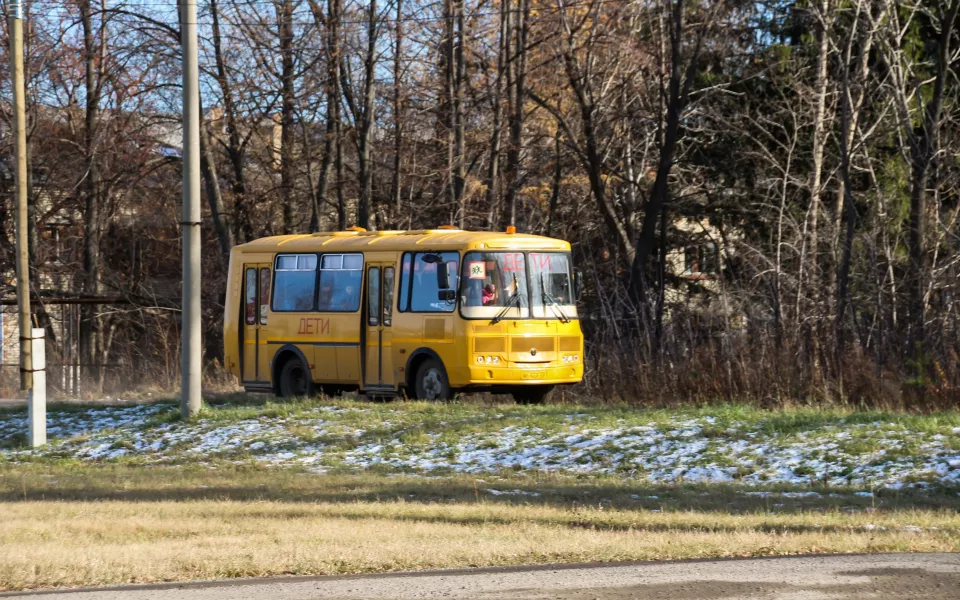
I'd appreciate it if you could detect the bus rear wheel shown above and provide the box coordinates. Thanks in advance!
[279,356,313,398]
[513,385,554,405]
[414,359,452,401]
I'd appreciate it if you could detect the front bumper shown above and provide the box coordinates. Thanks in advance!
[453,363,583,386]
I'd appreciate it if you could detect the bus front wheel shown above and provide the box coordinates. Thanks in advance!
[513,385,554,405]
[414,359,452,401]
[278,356,313,398]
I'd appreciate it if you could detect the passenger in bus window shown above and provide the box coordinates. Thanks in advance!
[334,284,359,311]
[318,283,334,309]
[295,294,313,311]
[482,284,497,305]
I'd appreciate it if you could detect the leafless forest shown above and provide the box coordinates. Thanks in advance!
[0,0,958,406]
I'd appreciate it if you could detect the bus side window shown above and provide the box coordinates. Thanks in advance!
[398,253,412,311]
[410,252,458,312]
[383,267,394,326]
[259,268,271,325]
[318,253,363,312]
[245,268,257,325]
[367,267,381,326]
[273,254,318,312]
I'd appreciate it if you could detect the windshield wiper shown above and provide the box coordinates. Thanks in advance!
[540,273,571,323]
[491,274,524,325]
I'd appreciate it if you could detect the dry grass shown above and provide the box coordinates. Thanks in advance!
[1,500,958,591]
[0,466,958,591]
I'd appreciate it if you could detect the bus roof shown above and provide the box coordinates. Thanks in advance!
[232,229,571,254]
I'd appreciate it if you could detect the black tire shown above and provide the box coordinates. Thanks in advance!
[414,358,452,401]
[278,356,313,398]
[513,385,554,405]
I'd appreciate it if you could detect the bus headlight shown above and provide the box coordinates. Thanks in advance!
[477,356,501,365]
[562,354,580,363]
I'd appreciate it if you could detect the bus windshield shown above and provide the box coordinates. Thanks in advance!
[528,252,575,320]
[460,251,576,320]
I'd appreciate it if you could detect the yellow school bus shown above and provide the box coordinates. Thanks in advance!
[223,228,584,403]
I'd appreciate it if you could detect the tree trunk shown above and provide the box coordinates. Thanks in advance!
[454,0,466,228]
[211,0,253,242]
[199,100,234,266]
[485,0,509,224]
[279,0,297,233]
[836,0,876,359]
[356,0,378,229]
[797,0,830,367]
[906,0,960,372]
[441,0,456,223]
[391,0,404,227]
[309,117,333,232]
[546,126,562,237]
[629,0,702,307]
[331,0,346,230]
[504,0,528,229]
[79,0,102,391]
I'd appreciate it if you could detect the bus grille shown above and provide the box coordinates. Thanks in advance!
[511,336,555,354]
[474,337,506,353]
[559,336,580,352]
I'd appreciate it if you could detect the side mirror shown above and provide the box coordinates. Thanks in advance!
[436,261,456,290]
[573,268,584,301]
[437,289,456,302]
[437,262,449,289]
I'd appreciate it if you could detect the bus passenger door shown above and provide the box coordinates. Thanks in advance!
[364,264,396,389]
[242,264,271,383]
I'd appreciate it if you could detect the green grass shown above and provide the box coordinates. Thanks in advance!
[191,394,960,436]
[1,395,958,492]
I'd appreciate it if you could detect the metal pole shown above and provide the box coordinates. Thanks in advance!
[8,0,32,392]
[180,0,202,418]
[28,328,45,446]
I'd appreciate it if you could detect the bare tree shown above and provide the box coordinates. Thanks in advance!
[629,0,714,337]
[880,0,960,369]
[79,0,106,390]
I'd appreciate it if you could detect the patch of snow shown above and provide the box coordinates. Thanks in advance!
[1,404,958,492]
[486,489,541,497]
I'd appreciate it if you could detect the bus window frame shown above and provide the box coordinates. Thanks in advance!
[397,250,461,314]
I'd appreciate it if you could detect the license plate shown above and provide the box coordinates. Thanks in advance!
[521,371,545,379]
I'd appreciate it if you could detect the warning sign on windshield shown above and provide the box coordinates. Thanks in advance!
[468,262,485,279]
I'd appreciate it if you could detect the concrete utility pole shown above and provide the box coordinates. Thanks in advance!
[180,0,202,418]
[9,0,32,392]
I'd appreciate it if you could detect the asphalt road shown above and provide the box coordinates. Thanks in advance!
[4,553,957,600]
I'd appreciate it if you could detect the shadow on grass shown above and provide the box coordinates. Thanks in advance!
[1,465,956,521]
